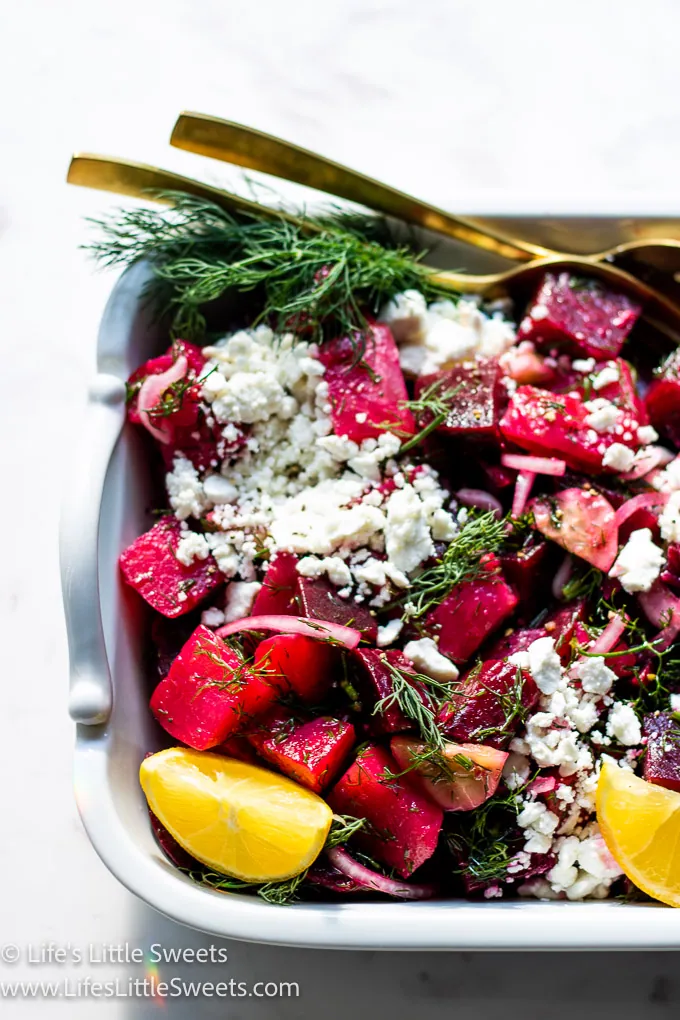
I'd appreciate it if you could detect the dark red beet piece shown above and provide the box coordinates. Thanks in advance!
[252,552,300,615]
[254,633,338,704]
[423,555,518,663]
[149,811,203,871]
[517,272,641,360]
[150,625,276,749]
[543,600,586,663]
[317,322,415,443]
[246,710,355,793]
[661,544,680,593]
[119,517,222,618]
[646,350,680,449]
[438,659,539,748]
[353,649,425,735]
[415,359,504,440]
[296,576,378,642]
[484,626,546,660]
[500,386,640,474]
[643,713,680,792]
[212,734,261,764]
[328,744,443,878]
[499,541,550,615]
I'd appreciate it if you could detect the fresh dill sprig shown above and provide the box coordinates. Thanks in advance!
[374,661,454,747]
[326,813,367,849]
[86,193,455,343]
[561,563,603,603]
[472,665,531,743]
[446,785,525,885]
[399,380,463,453]
[395,511,507,621]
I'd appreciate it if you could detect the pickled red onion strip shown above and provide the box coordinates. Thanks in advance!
[511,471,536,518]
[137,354,188,444]
[614,491,669,528]
[638,583,680,650]
[589,614,627,655]
[455,488,503,519]
[501,453,566,476]
[325,847,437,900]
[216,615,362,650]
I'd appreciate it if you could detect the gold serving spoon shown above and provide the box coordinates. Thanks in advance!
[66,153,680,348]
[170,112,680,303]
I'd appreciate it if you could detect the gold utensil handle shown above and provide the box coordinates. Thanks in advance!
[66,153,311,229]
[170,113,552,263]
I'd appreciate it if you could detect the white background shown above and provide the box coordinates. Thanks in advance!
[2,0,680,1015]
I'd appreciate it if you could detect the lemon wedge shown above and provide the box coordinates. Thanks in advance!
[597,760,680,907]
[140,748,333,883]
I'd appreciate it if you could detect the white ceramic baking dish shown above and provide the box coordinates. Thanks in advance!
[61,228,680,949]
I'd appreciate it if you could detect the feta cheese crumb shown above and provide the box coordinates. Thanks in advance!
[201,606,226,628]
[403,638,459,681]
[637,425,659,446]
[659,490,680,543]
[601,442,635,472]
[376,619,404,648]
[606,702,642,746]
[609,528,665,593]
[571,656,616,696]
[592,364,620,391]
[223,581,262,623]
[175,531,211,566]
[527,637,563,695]
[203,474,238,505]
[584,398,619,433]
[166,455,207,519]
[572,358,596,373]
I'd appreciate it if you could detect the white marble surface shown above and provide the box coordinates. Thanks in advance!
[3,0,680,1015]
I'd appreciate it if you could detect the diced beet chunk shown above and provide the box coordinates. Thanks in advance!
[500,386,640,474]
[438,659,539,748]
[499,541,550,617]
[353,649,426,735]
[517,272,641,360]
[484,626,546,660]
[296,576,378,642]
[317,322,415,443]
[119,517,222,618]
[415,359,504,440]
[247,710,355,792]
[544,600,586,663]
[646,350,680,449]
[328,744,443,877]
[252,552,300,616]
[423,555,518,663]
[254,633,338,704]
[643,713,680,792]
[150,625,276,749]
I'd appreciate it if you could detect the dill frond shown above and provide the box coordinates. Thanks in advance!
[373,661,454,747]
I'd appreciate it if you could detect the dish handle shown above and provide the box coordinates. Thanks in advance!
[60,373,127,725]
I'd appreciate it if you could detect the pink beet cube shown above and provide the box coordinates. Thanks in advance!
[499,541,550,617]
[127,339,206,427]
[252,552,300,616]
[296,576,378,643]
[415,359,504,440]
[517,272,641,360]
[247,710,355,792]
[438,659,539,748]
[150,625,276,749]
[119,517,222,618]
[646,350,680,449]
[643,713,680,792]
[317,322,415,443]
[353,649,426,735]
[254,633,338,704]
[499,385,640,474]
[424,555,518,663]
[328,744,443,877]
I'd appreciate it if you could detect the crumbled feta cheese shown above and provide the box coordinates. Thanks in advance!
[637,424,659,446]
[403,638,459,681]
[571,656,616,696]
[379,289,428,343]
[652,456,680,493]
[609,528,664,593]
[527,637,563,695]
[584,398,619,433]
[606,702,642,746]
[201,606,226,628]
[572,358,596,373]
[175,530,211,567]
[384,485,435,574]
[601,442,635,472]
[592,364,620,391]
[376,619,404,648]
[659,490,680,543]
[203,474,238,505]
[508,651,530,669]
[223,581,262,623]
[166,455,208,520]
[502,752,531,790]
[297,556,353,587]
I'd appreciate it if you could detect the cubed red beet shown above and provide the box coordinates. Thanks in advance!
[247,710,355,792]
[499,541,550,616]
[296,576,378,642]
[415,359,504,440]
[150,625,276,749]
[119,517,222,618]
[353,648,425,734]
[517,272,641,360]
[317,322,415,443]
[212,734,261,764]
[646,350,680,449]
[643,713,680,792]
[484,626,546,660]
[661,544,680,593]
[328,744,443,878]
[543,600,586,663]
[252,552,300,616]
[438,659,539,748]
[500,386,640,474]
[424,556,518,663]
[254,633,338,704]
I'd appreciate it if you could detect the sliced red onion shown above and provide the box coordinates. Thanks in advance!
[589,614,627,655]
[137,354,188,444]
[527,775,556,797]
[552,554,573,600]
[325,847,437,900]
[614,491,669,528]
[501,453,566,476]
[455,488,503,518]
[511,470,536,518]
[621,446,675,482]
[638,583,680,650]
[216,614,362,650]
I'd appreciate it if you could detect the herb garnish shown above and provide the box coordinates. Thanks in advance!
[373,661,455,747]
